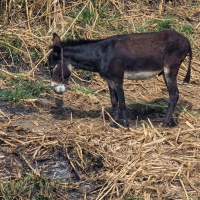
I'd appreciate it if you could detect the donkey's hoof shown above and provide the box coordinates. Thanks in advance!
[123,121,129,129]
[160,119,177,127]
[159,122,168,127]
[161,123,168,127]
[110,122,119,128]
[123,124,129,129]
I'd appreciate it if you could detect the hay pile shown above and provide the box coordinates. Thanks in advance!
[0,0,200,199]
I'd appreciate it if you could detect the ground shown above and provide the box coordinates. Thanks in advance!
[0,0,200,199]
[1,69,200,199]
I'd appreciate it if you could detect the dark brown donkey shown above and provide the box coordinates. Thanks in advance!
[48,30,192,128]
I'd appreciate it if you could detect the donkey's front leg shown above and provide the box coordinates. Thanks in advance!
[115,82,129,128]
[108,83,119,127]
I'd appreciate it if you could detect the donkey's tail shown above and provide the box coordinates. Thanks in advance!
[183,46,192,83]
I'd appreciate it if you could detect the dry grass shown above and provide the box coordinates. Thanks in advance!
[0,0,200,199]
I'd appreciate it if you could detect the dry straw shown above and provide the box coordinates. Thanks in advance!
[0,0,200,199]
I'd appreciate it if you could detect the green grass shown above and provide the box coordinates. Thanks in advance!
[98,1,110,18]
[136,15,177,33]
[79,69,96,78]
[8,36,22,58]
[136,25,150,33]
[10,36,21,49]
[0,36,23,63]
[0,75,51,102]
[30,48,40,60]
[0,173,61,200]
[79,5,94,25]
[124,196,144,200]
[79,0,111,25]
[180,23,194,35]
[75,86,200,117]
[147,15,194,37]
[149,15,176,31]
[15,0,23,3]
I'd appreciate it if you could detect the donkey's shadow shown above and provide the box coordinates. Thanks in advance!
[50,97,192,127]
[50,97,101,120]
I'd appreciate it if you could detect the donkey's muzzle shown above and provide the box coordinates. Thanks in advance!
[51,82,66,94]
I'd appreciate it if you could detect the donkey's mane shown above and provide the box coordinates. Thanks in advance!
[61,38,104,47]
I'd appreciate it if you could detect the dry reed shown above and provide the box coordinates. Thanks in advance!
[0,0,200,199]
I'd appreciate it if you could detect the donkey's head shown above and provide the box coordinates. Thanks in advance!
[48,33,72,94]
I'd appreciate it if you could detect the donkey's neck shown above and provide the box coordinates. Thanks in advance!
[63,43,102,72]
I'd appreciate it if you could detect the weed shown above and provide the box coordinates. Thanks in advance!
[124,196,144,200]
[78,69,96,79]
[136,25,149,33]
[0,36,22,61]
[85,157,91,164]
[15,0,23,3]
[10,36,21,49]
[31,48,40,60]
[149,15,176,31]
[80,5,94,25]
[98,1,110,18]
[0,75,51,102]
[181,23,194,35]
[0,173,61,200]
[9,36,22,58]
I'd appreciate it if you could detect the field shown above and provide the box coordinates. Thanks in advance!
[0,0,200,199]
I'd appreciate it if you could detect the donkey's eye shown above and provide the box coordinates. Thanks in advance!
[49,61,58,70]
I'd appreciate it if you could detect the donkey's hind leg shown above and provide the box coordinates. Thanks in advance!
[162,66,179,125]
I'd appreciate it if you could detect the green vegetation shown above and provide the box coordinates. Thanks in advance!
[156,15,176,30]
[135,25,149,33]
[143,15,195,48]
[0,39,20,63]
[10,36,21,50]
[76,86,200,117]
[98,1,110,18]
[78,69,96,78]
[15,0,23,3]
[180,23,194,35]
[0,173,61,200]
[124,195,144,200]
[0,75,50,102]
[148,15,176,31]
[80,5,94,25]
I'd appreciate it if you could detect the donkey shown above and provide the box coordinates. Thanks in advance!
[48,30,192,128]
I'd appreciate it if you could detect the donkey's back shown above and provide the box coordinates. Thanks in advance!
[101,30,191,82]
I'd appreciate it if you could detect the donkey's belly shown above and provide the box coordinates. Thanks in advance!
[124,70,163,80]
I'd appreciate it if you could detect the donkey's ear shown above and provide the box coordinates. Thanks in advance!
[52,33,61,45]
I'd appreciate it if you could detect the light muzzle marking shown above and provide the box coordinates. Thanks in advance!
[51,81,66,94]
